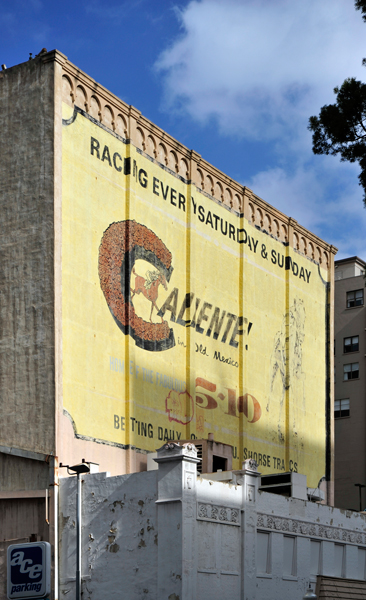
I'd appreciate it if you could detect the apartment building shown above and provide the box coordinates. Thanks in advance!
[334,256,366,510]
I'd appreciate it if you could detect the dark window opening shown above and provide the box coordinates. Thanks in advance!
[195,444,203,473]
[212,455,227,472]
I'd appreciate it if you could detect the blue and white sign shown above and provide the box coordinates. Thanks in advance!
[7,542,51,599]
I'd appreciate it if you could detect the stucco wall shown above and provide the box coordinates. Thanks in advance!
[58,445,366,600]
[0,56,56,454]
[59,471,158,599]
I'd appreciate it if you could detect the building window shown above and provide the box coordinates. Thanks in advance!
[334,544,345,578]
[344,336,359,353]
[347,289,364,308]
[343,363,359,380]
[310,540,322,576]
[257,531,271,575]
[283,535,296,577]
[358,547,366,580]
[334,399,350,418]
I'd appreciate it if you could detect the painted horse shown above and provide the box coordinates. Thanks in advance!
[131,267,168,323]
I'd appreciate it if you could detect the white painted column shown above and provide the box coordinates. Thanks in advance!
[154,442,200,600]
[235,459,261,600]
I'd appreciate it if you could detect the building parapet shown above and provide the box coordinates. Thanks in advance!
[54,50,336,270]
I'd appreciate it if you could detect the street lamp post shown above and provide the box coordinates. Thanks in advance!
[60,459,91,600]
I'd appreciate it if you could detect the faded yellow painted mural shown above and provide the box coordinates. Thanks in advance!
[62,104,329,486]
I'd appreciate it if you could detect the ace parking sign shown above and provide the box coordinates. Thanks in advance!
[7,542,51,599]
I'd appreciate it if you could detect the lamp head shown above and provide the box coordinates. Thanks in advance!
[59,459,92,475]
[68,463,91,475]
[303,584,317,599]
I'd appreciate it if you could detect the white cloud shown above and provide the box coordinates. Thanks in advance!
[156,0,366,142]
[155,0,366,257]
[248,157,366,259]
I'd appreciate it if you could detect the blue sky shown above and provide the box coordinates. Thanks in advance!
[1,0,366,258]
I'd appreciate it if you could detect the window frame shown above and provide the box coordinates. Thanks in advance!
[257,530,272,577]
[283,534,297,579]
[310,539,322,577]
[344,335,359,354]
[357,546,366,580]
[347,289,364,308]
[343,362,359,381]
[334,543,346,578]
[334,398,350,419]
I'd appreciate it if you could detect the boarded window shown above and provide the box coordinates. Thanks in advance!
[257,532,271,574]
[283,535,296,576]
[310,540,321,576]
[358,547,366,580]
[334,544,345,578]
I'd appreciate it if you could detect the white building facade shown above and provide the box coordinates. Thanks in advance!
[59,444,366,600]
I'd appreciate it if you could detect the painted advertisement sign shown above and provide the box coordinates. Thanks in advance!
[62,104,329,485]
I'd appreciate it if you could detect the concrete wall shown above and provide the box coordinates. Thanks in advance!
[0,55,63,600]
[0,453,49,492]
[59,444,366,600]
[59,470,158,599]
[0,55,56,455]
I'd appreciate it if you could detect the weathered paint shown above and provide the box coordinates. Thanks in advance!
[59,470,159,600]
[59,444,366,600]
[0,52,335,486]
[61,101,330,487]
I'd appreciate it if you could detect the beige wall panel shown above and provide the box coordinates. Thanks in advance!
[58,411,147,476]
